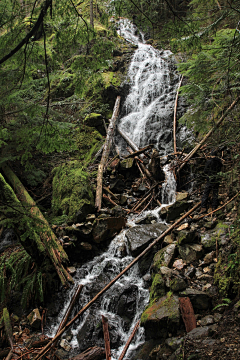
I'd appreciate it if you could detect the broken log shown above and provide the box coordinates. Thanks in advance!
[118,320,140,360]
[124,145,153,159]
[173,75,183,154]
[71,346,105,360]
[179,297,196,333]
[117,127,139,153]
[1,165,73,286]
[127,147,153,182]
[95,96,121,211]
[178,93,240,172]
[34,201,201,360]
[102,316,111,360]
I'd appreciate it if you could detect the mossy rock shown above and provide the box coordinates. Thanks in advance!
[141,293,180,340]
[51,161,94,222]
[150,273,166,301]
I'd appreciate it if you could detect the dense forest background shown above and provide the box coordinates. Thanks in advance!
[0,0,240,309]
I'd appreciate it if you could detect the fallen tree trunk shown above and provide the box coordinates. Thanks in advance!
[35,201,201,360]
[102,316,111,360]
[178,94,240,172]
[117,127,139,153]
[95,96,121,211]
[1,165,73,286]
[71,346,105,360]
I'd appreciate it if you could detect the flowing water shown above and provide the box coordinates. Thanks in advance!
[47,19,180,359]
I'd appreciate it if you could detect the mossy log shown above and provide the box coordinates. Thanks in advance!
[3,308,13,350]
[1,165,73,286]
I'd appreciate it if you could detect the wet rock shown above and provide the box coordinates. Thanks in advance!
[92,216,126,243]
[27,309,41,329]
[141,294,180,340]
[159,200,193,222]
[135,214,158,225]
[176,230,199,245]
[178,244,204,264]
[170,277,187,292]
[60,339,71,352]
[152,244,177,271]
[125,223,167,257]
[186,326,209,340]
[179,288,211,310]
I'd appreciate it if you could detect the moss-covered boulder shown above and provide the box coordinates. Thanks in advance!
[141,293,180,340]
[52,161,94,222]
[151,244,177,273]
[75,125,103,162]
[176,229,199,245]
[84,113,106,136]
[150,273,166,301]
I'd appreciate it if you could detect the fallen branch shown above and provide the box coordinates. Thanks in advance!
[34,201,201,360]
[95,96,121,211]
[178,94,240,172]
[117,127,139,152]
[118,320,140,360]
[179,297,196,333]
[102,316,111,360]
[173,75,183,154]
[124,145,153,159]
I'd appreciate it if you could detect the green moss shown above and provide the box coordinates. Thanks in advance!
[51,161,94,221]
[150,273,165,301]
[102,71,122,88]
[75,125,103,162]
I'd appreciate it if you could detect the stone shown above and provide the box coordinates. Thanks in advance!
[179,288,211,310]
[176,192,189,201]
[162,234,174,246]
[173,259,186,270]
[184,266,196,278]
[150,273,166,300]
[60,339,71,352]
[201,233,216,251]
[160,266,173,277]
[204,251,215,264]
[92,216,126,243]
[178,244,204,264]
[141,294,180,340]
[67,266,76,274]
[200,315,214,326]
[176,223,189,231]
[120,158,134,169]
[170,277,187,292]
[75,203,95,223]
[159,200,193,222]
[125,223,168,256]
[165,337,184,351]
[186,326,209,340]
[152,244,177,271]
[27,309,41,329]
[176,230,199,245]
[135,214,158,225]
[80,242,92,251]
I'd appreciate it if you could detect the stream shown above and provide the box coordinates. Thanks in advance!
[47,19,184,360]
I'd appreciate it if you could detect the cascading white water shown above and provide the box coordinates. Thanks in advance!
[116,19,179,155]
[47,19,179,360]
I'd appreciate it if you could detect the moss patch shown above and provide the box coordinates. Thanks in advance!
[51,161,94,221]
[75,125,103,163]
[150,273,166,301]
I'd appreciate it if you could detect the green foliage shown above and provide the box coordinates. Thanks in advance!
[51,161,94,220]
[0,247,54,309]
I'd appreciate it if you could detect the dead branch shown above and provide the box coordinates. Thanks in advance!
[124,145,153,159]
[95,97,121,211]
[118,320,140,360]
[34,201,201,360]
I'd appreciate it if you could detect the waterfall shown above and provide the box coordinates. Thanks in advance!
[47,19,179,360]
[116,19,180,155]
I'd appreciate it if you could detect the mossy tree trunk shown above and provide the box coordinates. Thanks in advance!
[0,165,73,286]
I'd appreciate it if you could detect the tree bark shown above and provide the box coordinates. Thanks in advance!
[1,165,73,286]
[102,316,111,360]
[95,96,121,211]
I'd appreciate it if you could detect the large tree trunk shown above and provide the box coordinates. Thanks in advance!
[1,165,73,286]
